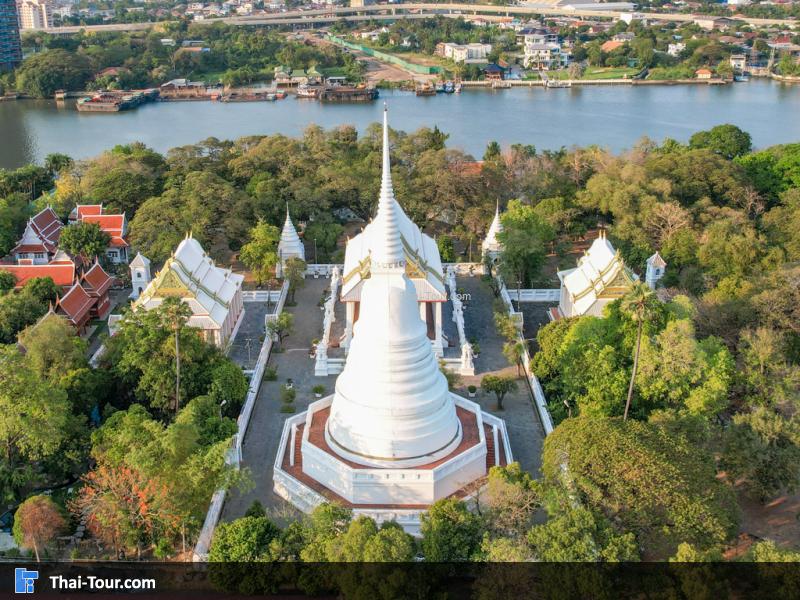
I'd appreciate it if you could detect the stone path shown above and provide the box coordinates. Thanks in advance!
[221,276,330,523]
[227,301,269,370]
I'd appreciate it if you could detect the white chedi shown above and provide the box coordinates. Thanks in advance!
[325,107,461,468]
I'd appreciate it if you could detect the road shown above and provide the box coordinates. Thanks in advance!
[42,2,798,34]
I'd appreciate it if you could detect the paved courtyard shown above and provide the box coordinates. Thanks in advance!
[222,276,330,523]
[221,272,549,523]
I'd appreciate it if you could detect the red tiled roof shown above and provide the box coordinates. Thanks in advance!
[81,261,114,297]
[81,214,128,247]
[76,205,104,219]
[12,243,49,254]
[0,262,75,289]
[56,283,94,326]
[31,207,63,244]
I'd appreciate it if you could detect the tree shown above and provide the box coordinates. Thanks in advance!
[208,361,249,417]
[527,505,639,562]
[689,124,752,160]
[12,495,66,562]
[209,516,281,561]
[483,463,540,538]
[420,498,483,561]
[266,312,294,350]
[58,222,111,260]
[497,200,554,288]
[15,49,92,97]
[542,417,738,557]
[481,375,518,410]
[0,271,15,294]
[721,407,800,501]
[44,153,73,176]
[18,313,87,382]
[283,257,306,303]
[239,220,280,286]
[502,339,526,376]
[436,234,455,263]
[620,282,657,420]
[0,346,69,504]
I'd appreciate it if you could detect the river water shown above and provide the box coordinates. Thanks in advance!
[1,79,798,169]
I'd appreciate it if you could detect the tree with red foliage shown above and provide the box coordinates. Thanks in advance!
[13,495,66,562]
[70,464,182,558]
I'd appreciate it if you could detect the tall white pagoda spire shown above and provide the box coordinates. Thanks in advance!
[325,105,461,468]
[371,104,405,270]
[277,203,305,275]
[482,201,504,257]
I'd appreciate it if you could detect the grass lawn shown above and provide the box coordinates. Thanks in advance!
[581,67,640,80]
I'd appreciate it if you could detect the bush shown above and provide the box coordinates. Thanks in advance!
[312,384,326,395]
[280,403,296,414]
[263,366,277,381]
[280,387,296,404]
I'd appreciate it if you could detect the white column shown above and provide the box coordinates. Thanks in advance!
[493,425,499,467]
[342,302,355,349]
[433,302,444,357]
[290,423,297,467]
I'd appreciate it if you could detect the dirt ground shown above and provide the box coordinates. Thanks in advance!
[737,489,800,550]
[296,31,436,84]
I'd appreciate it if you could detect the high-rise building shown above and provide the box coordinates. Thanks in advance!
[0,0,22,71]
[16,0,51,30]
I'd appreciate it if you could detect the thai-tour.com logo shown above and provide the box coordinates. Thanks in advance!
[14,568,38,594]
[13,566,156,593]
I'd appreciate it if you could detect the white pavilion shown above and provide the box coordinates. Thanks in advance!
[133,235,244,348]
[273,108,512,533]
[339,112,447,356]
[481,202,504,261]
[555,231,637,319]
[276,205,305,277]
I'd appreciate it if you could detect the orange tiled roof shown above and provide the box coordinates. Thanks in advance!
[80,261,114,297]
[56,283,94,326]
[0,262,75,289]
[80,214,128,247]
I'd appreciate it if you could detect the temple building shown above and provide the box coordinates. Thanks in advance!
[339,111,447,356]
[555,231,638,319]
[68,204,130,264]
[481,202,504,261]
[11,207,63,264]
[133,235,244,348]
[273,108,512,533]
[0,250,76,290]
[52,258,115,333]
[276,206,304,277]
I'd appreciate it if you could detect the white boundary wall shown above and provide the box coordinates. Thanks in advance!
[193,279,289,561]
[497,279,555,435]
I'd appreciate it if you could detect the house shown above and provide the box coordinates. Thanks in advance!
[694,16,735,31]
[612,32,636,43]
[68,205,129,264]
[274,66,292,84]
[11,207,63,264]
[601,40,625,53]
[437,43,492,64]
[290,69,308,85]
[159,79,207,98]
[524,43,565,70]
[307,66,323,85]
[695,68,714,79]
[483,63,506,81]
[729,54,747,71]
[133,235,244,348]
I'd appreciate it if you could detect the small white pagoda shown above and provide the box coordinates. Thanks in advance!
[481,202,504,260]
[645,251,667,290]
[276,205,305,277]
[274,108,512,533]
[133,235,244,348]
[555,231,637,319]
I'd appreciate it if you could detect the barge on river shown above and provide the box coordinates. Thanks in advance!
[76,89,159,112]
[319,86,378,103]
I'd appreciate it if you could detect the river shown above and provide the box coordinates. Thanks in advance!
[1,79,798,169]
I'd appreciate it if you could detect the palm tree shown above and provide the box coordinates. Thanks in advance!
[160,298,191,415]
[620,281,656,421]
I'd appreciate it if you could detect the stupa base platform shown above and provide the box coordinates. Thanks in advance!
[273,395,512,535]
